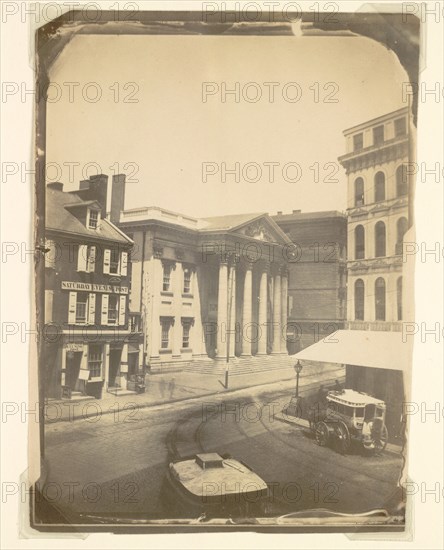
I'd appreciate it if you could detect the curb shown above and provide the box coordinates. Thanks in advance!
[46,369,345,423]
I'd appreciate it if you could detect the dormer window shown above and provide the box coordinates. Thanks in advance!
[88,209,100,229]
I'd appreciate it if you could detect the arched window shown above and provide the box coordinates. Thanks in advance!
[374,221,386,257]
[374,171,385,202]
[355,225,365,259]
[354,177,364,206]
[397,276,403,321]
[396,164,408,197]
[375,277,386,321]
[354,279,365,321]
[396,217,408,254]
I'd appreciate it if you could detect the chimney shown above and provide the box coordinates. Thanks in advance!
[277,211,283,215]
[47,182,64,192]
[292,209,301,214]
[110,174,126,224]
[86,174,108,219]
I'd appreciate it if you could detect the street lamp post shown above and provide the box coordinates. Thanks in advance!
[283,360,303,418]
[294,360,303,399]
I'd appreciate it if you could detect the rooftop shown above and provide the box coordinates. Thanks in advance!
[46,187,133,244]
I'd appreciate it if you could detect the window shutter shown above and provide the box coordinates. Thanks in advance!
[88,293,96,324]
[103,249,111,274]
[77,244,88,272]
[68,292,77,324]
[120,251,128,276]
[119,295,126,325]
[89,246,96,273]
[101,294,109,325]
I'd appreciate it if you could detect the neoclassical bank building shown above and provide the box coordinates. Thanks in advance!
[118,207,294,372]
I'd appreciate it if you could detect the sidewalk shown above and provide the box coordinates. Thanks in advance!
[45,363,345,423]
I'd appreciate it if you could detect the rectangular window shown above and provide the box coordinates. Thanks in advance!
[161,319,171,349]
[86,245,96,272]
[88,344,102,378]
[107,295,119,325]
[182,323,191,348]
[394,117,406,136]
[353,133,363,151]
[163,264,172,292]
[75,293,88,324]
[109,249,120,274]
[373,125,384,146]
[183,268,192,294]
[88,209,99,229]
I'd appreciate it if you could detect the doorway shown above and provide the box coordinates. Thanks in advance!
[108,347,122,387]
[65,351,82,391]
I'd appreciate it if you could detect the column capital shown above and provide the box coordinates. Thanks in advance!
[271,262,285,276]
[258,260,271,274]
[220,251,240,265]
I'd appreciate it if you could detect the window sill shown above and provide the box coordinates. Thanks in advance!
[161,291,174,297]
[159,348,172,355]
[182,293,194,299]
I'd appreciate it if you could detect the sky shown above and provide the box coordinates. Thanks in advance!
[46,33,409,218]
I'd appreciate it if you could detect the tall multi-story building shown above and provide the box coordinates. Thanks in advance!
[273,210,347,352]
[44,175,142,400]
[335,107,412,438]
[338,106,410,331]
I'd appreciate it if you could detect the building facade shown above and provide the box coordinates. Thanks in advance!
[273,210,347,352]
[336,107,413,438]
[117,207,293,372]
[338,106,410,331]
[44,175,143,399]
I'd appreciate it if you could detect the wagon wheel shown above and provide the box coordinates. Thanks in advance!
[314,421,330,446]
[370,421,388,454]
[334,421,351,455]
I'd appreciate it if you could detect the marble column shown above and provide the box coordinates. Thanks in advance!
[216,256,229,360]
[280,268,288,354]
[271,266,282,355]
[228,260,237,358]
[241,261,253,357]
[257,263,269,356]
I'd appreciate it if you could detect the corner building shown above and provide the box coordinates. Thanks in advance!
[338,107,410,330]
[44,176,142,399]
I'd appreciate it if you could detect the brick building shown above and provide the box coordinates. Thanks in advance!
[273,210,347,352]
[44,175,143,399]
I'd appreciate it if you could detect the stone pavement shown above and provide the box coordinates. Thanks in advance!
[45,362,345,423]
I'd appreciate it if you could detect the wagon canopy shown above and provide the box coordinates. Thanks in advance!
[291,330,412,372]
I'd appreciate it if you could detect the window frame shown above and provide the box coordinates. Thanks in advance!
[353,133,363,151]
[354,279,365,321]
[88,344,103,378]
[375,277,386,321]
[107,294,119,325]
[374,221,386,258]
[87,208,100,230]
[372,125,384,146]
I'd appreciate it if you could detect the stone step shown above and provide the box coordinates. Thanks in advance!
[181,356,296,376]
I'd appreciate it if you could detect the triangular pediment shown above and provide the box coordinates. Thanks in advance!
[232,214,291,245]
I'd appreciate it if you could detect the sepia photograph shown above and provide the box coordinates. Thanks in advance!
[33,5,419,533]
[2,1,443,545]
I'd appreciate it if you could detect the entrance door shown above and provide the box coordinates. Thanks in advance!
[128,352,138,377]
[65,352,82,390]
[108,348,122,387]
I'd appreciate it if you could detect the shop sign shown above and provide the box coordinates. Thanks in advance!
[65,342,84,352]
[61,281,128,294]
[78,369,90,381]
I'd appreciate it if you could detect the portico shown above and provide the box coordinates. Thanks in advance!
[118,208,292,372]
